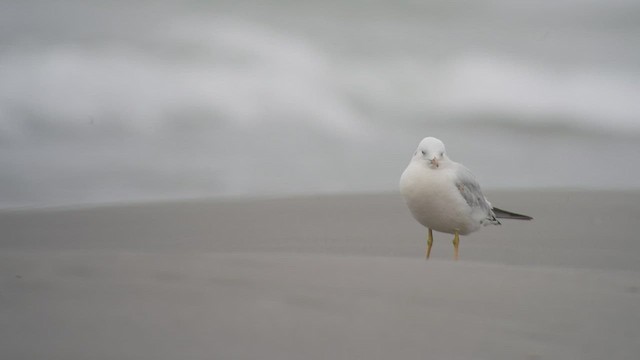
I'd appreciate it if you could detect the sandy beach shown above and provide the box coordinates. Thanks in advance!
[1,190,639,359]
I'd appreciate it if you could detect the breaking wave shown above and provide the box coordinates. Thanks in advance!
[1,17,639,138]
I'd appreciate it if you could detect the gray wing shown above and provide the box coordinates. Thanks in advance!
[454,165,500,225]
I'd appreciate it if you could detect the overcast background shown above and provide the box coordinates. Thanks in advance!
[1,0,639,209]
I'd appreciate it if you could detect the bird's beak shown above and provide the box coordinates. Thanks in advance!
[429,157,439,168]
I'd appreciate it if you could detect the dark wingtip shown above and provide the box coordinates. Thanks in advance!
[492,207,533,220]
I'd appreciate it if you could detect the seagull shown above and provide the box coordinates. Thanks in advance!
[399,137,532,260]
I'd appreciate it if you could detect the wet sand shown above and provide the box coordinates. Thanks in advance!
[1,190,639,359]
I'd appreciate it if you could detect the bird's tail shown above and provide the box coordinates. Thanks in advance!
[492,207,533,220]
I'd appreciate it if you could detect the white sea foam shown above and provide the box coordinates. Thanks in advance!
[2,17,639,138]
[436,55,640,133]
[0,18,368,137]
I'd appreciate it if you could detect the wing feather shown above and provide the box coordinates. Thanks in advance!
[454,165,500,225]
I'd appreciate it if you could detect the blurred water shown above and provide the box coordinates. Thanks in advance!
[1,0,639,208]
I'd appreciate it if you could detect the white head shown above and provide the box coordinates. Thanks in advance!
[413,137,448,169]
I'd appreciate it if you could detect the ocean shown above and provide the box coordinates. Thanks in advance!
[1,0,639,208]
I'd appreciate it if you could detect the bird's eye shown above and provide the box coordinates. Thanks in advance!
[421,150,426,155]
[440,152,444,157]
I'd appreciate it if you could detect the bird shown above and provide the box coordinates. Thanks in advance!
[399,137,532,260]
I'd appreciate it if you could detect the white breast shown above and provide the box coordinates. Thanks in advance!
[399,161,480,235]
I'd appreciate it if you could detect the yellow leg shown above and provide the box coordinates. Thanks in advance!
[452,230,460,261]
[426,228,434,259]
